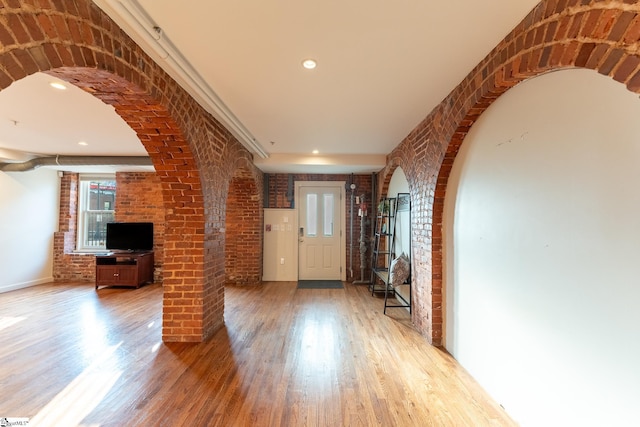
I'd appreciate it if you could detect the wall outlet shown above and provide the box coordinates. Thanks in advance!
[280,257,285,265]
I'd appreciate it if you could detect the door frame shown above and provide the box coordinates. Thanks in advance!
[294,181,347,282]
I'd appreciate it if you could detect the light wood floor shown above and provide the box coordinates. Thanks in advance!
[0,281,516,427]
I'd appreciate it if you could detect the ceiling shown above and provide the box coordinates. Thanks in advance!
[0,0,540,174]
[0,72,151,173]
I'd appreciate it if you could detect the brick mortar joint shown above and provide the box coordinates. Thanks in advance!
[562,2,640,15]
[0,6,52,15]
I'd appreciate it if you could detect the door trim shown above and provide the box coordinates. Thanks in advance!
[294,181,346,282]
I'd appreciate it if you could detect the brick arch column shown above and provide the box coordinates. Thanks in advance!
[0,0,257,342]
[376,160,398,198]
[390,0,640,345]
[225,156,264,286]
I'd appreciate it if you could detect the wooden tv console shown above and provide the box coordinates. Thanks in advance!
[95,251,154,290]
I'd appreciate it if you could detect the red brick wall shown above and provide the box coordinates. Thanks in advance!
[265,173,373,281]
[381,0,640,345]
[53,172,165,282]
[53,172,95,281]
[225,166,263,285]
[2,1,262,342]
[115,172,165,282]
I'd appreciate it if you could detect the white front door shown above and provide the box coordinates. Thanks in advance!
[297,182,344,280]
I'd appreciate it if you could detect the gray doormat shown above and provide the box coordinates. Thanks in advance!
[297,280,344,289]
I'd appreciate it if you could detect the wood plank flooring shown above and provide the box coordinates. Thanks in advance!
[0,282,516,426]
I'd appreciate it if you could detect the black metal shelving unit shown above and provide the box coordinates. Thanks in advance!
[370,196,396,295]
[369,193,412,314]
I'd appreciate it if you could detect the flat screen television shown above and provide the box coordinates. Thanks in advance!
[106,222,154,252]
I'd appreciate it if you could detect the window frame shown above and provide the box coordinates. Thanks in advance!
[76,174,116,252]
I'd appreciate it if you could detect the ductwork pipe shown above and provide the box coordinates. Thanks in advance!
[0,155,153,172]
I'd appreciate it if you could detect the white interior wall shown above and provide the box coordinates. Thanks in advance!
[263,208,298,281]
[444,68,640,426]
[0,169,60,293]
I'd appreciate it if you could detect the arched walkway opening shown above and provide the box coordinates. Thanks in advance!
[383,0,640,346]
[45,67,208,342]
[0,1,262,342]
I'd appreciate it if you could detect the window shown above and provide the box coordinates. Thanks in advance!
[323,193,334,236]
[77,175,116,251]
[306,194,317,237]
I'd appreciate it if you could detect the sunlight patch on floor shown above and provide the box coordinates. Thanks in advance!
[300,319,337,371]
[29,342,123,427]
[0,316,26,332]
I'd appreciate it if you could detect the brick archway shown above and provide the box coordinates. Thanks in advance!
[389,0,640,345]
[47,67,207,342]
[0,1,259,342]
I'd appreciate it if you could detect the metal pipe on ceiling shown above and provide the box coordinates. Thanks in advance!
[0,155,153,172]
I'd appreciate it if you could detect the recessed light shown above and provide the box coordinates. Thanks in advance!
[312,149,319,154]
[50,81,67,90]
[302,59,317,70]
[78,141,88,146]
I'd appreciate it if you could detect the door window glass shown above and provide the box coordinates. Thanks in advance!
[306,194,317,236]
[323,193,334,236]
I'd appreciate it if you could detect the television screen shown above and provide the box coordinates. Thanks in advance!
[106,222,154,251]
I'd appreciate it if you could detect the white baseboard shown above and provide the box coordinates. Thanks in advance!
[0,277,53,294]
